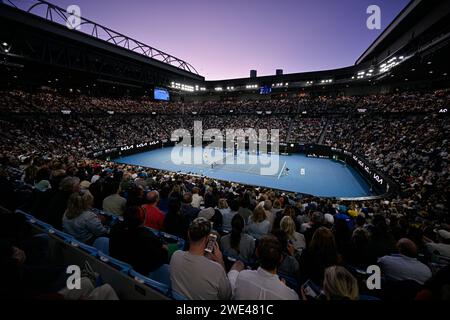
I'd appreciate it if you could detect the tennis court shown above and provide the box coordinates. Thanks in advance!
[113,146,373,198]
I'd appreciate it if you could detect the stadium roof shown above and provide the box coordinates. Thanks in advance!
[356,0,450,65]
[2,0,201,77]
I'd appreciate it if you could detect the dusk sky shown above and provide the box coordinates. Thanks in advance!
[47,0,410,80]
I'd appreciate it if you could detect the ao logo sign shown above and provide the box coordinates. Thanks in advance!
[439,108,448,113]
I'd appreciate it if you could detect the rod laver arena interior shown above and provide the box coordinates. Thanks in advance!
[0,0,449,306]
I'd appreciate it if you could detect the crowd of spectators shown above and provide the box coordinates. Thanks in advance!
[0,87,449,300]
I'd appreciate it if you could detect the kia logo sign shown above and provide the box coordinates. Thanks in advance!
[121,145,134,151]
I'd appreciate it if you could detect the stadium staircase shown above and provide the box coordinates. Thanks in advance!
[285,117,294,142]
[317,120,329,144]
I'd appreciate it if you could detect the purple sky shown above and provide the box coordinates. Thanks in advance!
[49,0,409,80]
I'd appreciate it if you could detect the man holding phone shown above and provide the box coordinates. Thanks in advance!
[170,217,232,300]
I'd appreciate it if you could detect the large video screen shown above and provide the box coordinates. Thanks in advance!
[154,87,170,101]
[260,86,272,95]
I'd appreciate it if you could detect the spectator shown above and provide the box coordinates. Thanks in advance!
[45,176,80,229]
[102,181,126,216]
[180,192,200,223]
[220,214,255,262]
[163,197,189,240]
[378,238,432,285]
[109,206,168,275]
[191,187,203,208]
[280,216,306,254]
[229,235,299,300]
[303,211,324,246]
[238,194,253,224]
[198,207,223,231]
[141,191,165,230]
[247,206,270,240]
[218,198,234,233]
[299,227,340,285]
[62,191,109,244]
[170,217,232,300]
[425,229,450,259]
[322,266,359,300]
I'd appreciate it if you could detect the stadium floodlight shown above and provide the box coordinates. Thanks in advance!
[368,69,374,73]
[2,42,7,46]
[427,61,432,65]
[215,87,223,91]
[399,56,404,60]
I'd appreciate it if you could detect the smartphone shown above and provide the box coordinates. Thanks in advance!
[204,234,217,253]
[302,280,322,299]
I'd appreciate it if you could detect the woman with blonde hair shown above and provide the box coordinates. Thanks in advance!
[246,205,270,240]
[63,191,109,244]
[280,216,306,253]
[323,266,359,300]
[218,198,235,233]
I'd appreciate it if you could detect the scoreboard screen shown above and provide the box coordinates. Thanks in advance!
[154,87,170,101]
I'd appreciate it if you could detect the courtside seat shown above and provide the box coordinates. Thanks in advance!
[93,236,110,255]
[129,269,170,296]
[98,251,132,273]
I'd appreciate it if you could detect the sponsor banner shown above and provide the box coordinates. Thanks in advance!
[306,144,394,195]
[92,141,161,159]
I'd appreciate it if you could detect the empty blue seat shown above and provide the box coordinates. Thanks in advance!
[148,264,171,287]
[98,251,132,273]
[93,237,110,255]
[129,269,170,295]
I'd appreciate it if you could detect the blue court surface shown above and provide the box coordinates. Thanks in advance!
[113,147,373,198]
